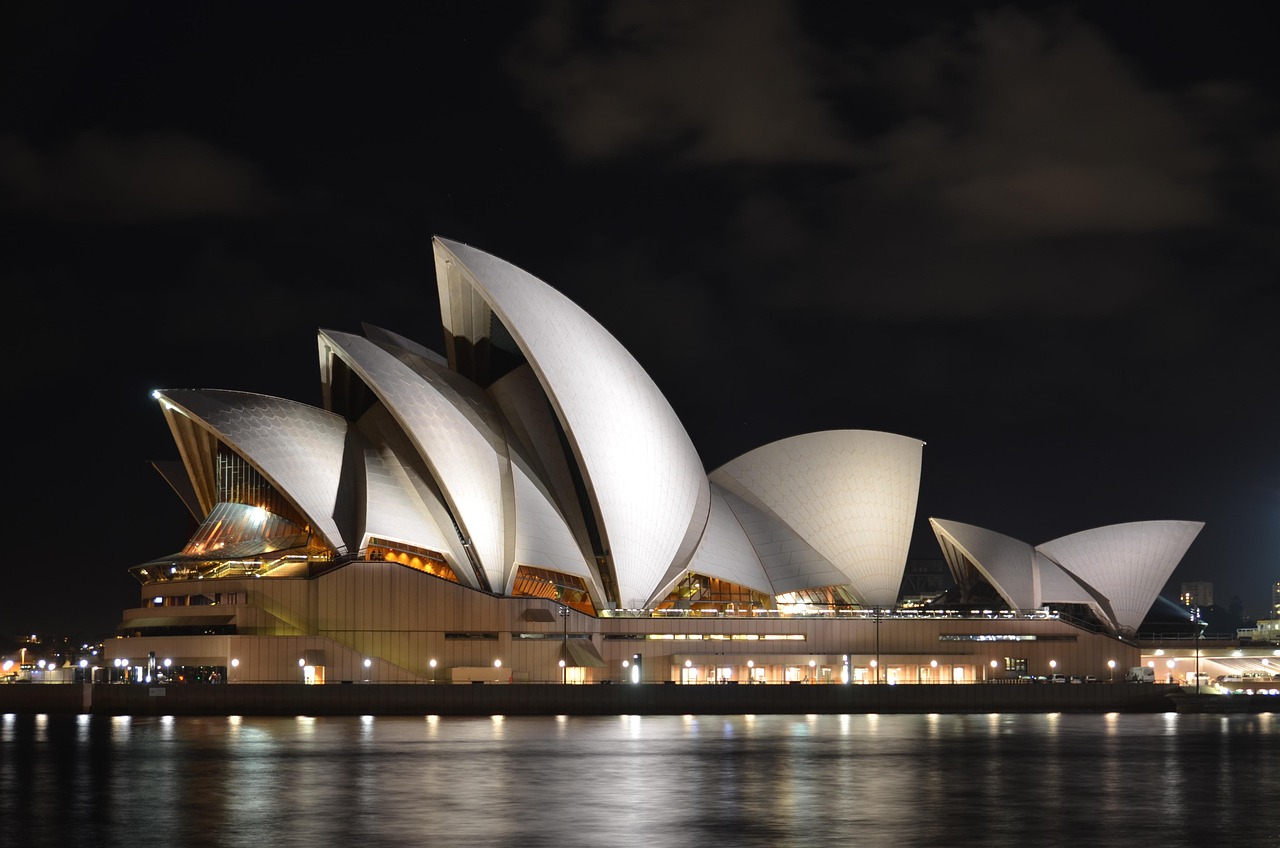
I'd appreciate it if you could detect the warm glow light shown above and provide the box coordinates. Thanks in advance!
[299,658,306,667]
[363,658,372,668]
[1108,660,1116,669]
[429,659,437,669]
[493,659,501,668]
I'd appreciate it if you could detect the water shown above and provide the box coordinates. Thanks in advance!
[2,711,1276,848]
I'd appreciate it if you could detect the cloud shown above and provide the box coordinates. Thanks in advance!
[0,130,280,222]
[866,8,1218,240]
[509,0,859,164]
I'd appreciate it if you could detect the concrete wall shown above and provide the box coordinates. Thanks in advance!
[2,681,1184,717]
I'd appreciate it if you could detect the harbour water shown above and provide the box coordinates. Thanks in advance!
[2,711,1275,848]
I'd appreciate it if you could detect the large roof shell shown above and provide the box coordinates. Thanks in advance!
[679,486,775,600]
[319,329,511,592]
[711,430,924,607]
[433,238,710,608]
[930,518,1115,624]
[155,389,354,553]
[1036,520,1204,633]
[930,519,1037,609]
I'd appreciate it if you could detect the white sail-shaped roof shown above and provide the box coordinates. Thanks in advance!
[1036,520,1204,633]
[434,237,710,608]
[319,329,511,593]
[930,517,1116,623]
[680,486,775,599]
[155,389,354,553]
[356,403,468,578]
[508,458,601,596]
[711,430,924,607]
[929,519,1037,610]
[714,485,847,598]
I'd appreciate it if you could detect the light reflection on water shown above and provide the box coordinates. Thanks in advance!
[1,711,1276,848]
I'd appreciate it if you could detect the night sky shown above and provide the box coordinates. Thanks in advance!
[4,3,1276,638]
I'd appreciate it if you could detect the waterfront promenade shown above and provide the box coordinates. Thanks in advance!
[0,681,1225,716]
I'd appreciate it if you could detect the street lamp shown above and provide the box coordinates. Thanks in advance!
[558,603,570,681]
[1166,658,1175,684]
[747,659,755,684]
[1049,660,1057,681]
[808,659,816,683]
[363,657,371,683]
[874,606,881,683]
[1107,659,1115,683]
[989,659,998,682]
[429,658,437,684]
[870,659,878,684]
[559,659,566,684]
[1193,606,1204,693]
[231,658,239,683]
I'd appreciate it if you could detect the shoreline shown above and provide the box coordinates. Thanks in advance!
[7,681,1271,716]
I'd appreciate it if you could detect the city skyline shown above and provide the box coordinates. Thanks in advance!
[2,3,1276,636]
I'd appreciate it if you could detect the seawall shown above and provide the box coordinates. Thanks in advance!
[0,682,1199,716]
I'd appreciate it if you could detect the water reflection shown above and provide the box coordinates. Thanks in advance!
[0,713,1275,848]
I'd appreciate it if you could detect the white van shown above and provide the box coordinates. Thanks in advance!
[1126,666,1156,683]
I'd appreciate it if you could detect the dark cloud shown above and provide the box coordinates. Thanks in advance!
[867,9,1216,240]
[0,130,280,222]
[511,0,860,164]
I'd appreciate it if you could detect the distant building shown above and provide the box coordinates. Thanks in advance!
[1180,581,1213,609]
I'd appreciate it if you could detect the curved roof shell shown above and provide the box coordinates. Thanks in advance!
[1036,520,1204,633]
[155,389,355,553]
[433,238,710,608]
[320,329,511,591]
[711,430,924,607]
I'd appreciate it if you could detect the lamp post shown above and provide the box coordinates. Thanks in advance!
[231,658,239,684]
[429,658,437,684]
[989,659,998,683]
[1049,659,1057,681]
[363,657,371,683]
[558,603,570,682]
[874,606,881,684]
[1107,659,1115,683]
[808,659,816,683]
[1193,606,1203,694]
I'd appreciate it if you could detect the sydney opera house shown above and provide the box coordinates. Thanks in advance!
[105,237,1202,686]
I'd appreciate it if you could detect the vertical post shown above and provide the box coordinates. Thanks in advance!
[559,603,569,684]
[874,606,882,684]
[1194,606,1202,694]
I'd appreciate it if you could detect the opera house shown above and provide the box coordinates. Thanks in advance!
[105,238,1203,687]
